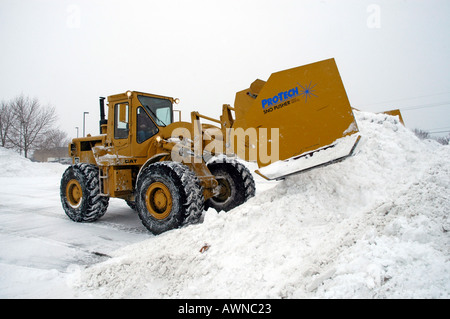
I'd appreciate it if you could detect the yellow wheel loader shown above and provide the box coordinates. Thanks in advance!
[60,58,361,235]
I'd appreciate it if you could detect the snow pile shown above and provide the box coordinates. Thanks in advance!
[0,148,64,178]
[70,111,450,298]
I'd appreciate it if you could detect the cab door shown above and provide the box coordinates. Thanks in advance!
[112,101,131,157]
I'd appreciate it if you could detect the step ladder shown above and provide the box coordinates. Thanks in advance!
[99,166,109,197]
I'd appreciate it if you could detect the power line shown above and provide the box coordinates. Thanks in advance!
[400,101,450,111]
[426,125,450,134]
[360,91,450,108]
[414,125,450,133]
[425,126,450,131]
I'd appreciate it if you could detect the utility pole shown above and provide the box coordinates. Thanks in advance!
[75,126,79,138]
[83,112,89,137]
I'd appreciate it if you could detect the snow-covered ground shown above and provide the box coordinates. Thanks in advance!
[0,111,449,299]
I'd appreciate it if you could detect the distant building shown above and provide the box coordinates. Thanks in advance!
[33,147,72,164]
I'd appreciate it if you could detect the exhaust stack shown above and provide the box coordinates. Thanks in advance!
[99,97,107,134]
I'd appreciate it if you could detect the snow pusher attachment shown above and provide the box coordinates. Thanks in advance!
[230,58,361,180]
[381,109,404,125]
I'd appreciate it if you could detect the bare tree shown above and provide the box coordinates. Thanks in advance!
[8,94,57,158]
[436,134,450,146]
[0,100,14,147]
[38,128,70,150]
[413,128,430,140]
[413,128,450,145]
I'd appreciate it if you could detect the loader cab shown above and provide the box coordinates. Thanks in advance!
[107,91,176,158]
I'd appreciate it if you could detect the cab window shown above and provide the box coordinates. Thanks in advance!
[137,95,173,126]
[114,102,129,139]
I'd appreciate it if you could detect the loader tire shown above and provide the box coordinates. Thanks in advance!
[206,159,255,212]
[136,162,204,235]
[60,163,109,223]
[126,200,137,211]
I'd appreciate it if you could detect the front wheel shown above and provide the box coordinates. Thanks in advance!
[206,159,255,212]
[60,163,109,222]
[126,200,137,211]
[136,162,204,235]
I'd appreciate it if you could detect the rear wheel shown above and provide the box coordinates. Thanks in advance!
[206,159,255,212]
[60,163,109,222]
[136,162,204,235]
[126,200,137,211]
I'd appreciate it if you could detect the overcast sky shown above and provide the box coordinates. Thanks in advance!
[1,0,449,139]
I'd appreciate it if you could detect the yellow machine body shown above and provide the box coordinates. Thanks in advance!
[69,91,220,201]
[381,109,404,125]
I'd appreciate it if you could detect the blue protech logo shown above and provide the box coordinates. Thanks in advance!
[261,82,317,110]
[262,87,299,109]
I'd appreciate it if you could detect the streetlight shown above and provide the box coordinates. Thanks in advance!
[83,112,89,137]
[75,126,79,138]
